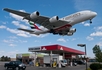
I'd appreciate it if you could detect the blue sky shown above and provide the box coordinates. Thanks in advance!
[0,0,102,58]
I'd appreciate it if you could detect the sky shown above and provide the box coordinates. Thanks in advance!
[0,0,102,58]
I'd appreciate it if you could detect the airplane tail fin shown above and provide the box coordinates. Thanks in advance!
[29,22,41,30]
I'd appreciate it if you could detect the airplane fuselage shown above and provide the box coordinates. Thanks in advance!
[61,10,97,25]
[31,10,97,35]
[31,28,49,34]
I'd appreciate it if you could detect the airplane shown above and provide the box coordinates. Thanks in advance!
[3,8,97,36]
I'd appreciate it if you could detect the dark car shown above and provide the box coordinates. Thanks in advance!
[75,61,85,65]
[4,61,26,70]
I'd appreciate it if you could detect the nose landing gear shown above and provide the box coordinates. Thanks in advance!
[90,19,92,24]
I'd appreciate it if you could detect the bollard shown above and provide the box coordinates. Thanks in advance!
[59,61,61,68]
[35,62,39,67]
[53,61,57,67]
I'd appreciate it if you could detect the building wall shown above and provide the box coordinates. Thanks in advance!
[11,58,16,61]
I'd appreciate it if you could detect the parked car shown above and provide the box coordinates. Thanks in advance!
[75,60,85,65]
[4,61,26,70]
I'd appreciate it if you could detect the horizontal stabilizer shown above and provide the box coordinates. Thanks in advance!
[18,28,34,32]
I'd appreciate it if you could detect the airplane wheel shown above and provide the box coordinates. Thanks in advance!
[90,20,92,23]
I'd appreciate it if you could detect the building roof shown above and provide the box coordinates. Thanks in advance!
[29,44,85,55]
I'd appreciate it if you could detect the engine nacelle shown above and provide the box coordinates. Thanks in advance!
[67,32,73,36]
[49,16,59,23]
[30,11,39,19]
[69,28,76,33]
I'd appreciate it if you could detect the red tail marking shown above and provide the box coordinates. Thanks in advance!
[34,24,41,30]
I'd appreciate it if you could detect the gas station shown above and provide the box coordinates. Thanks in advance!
[28,44,85,67]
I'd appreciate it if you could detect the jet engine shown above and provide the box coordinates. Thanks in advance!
[49,16,59,23]
[67,32,73,36]
[69,28,76,33]
[30,11,39,19]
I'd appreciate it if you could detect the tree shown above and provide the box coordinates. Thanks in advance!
[92,45,102,62]
[1,56,5,61]
[0,56,11,61]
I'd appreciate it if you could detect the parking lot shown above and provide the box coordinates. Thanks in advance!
[0,61,92,70]
[0,63,91,70]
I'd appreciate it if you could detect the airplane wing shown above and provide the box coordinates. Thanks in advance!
[4,8,71,30]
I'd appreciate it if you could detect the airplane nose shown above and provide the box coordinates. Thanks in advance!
[93,12,97,16]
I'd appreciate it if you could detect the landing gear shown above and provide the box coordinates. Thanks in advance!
[90,19,92,24]
[50,29,55,33]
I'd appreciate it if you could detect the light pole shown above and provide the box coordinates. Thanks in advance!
[77,44,87,70]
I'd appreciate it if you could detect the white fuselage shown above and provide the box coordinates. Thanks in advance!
[31,27,49,34]
[61,10,97,25]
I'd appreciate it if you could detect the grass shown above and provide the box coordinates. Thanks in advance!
[87,68,102,70]
[87,68,91,70]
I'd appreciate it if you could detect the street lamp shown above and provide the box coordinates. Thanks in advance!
[77,44,87,70]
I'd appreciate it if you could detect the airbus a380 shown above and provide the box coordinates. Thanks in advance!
[3,8,97,36]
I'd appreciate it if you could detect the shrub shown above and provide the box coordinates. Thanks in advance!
[90,63,102,70]
[99,64,102,69]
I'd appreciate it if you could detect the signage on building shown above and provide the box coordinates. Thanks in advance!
[28,47,41,52]
[72,55,76,58]
[16,54,22,58]
[29,54,35,58]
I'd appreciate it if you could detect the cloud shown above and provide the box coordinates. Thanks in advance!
[18,40,27,43]
[9,36,17,39]
[5,27,48,38]
[9,10,28,24]
[9,44,16,47]
[30,33,49,38]
[84,23,90,26]
[17,33,30,37]
[0,21,8,24]
[12,21,29,29]
[34,40,40,43]
[97,26,102,30]
[0,25,6,29]
[89,26,102,37]
[0,25,31,37]
[0,50,19,58]
[97,42,102,47]
[57,38,66,42]
[74,0,96,10]
[80,22,90,27]
[0,51,5,55]
[81,22,85,24]
[3,39,15,43]
[86,36,94,41]
[0,10,48,38]
[90,31,102,37]
[3,39,27,45]
[71,38,76,41]
[100,38,102,40]
[94,26,102,31]
[6,28,31,37]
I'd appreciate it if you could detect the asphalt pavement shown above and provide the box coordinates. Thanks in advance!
[0,62,91,70]
[0,65,89,70]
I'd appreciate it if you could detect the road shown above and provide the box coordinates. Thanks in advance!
[0,65,90,70]
[0,62,92,70]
